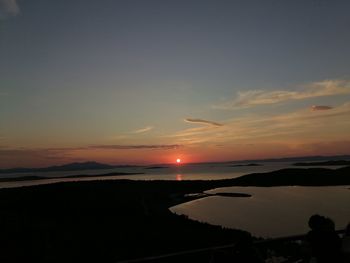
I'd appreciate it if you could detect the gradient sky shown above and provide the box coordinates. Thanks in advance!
[1,0,350,167]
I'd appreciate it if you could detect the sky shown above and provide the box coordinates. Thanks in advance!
[1,0,350,167]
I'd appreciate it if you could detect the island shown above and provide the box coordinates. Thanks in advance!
[230,163,263,167]
[144,166,170,170]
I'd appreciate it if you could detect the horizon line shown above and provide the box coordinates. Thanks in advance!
[1,153,350,170]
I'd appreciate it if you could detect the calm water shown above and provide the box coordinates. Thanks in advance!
[0,162,301,188]
[171,186,350,238]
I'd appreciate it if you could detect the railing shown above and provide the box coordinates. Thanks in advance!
[116,229,345,263]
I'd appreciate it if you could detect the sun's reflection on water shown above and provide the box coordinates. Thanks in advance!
[176,174,183,181]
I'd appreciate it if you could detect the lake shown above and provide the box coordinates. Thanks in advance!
[170,186,350,238]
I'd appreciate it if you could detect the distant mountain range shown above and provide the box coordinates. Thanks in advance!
[1,155,350,174]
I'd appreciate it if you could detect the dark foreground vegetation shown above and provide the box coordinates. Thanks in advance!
[0,166,349,262]
[0,180,250,263]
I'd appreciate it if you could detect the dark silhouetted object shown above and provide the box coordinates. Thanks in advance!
[342,223,350,262]
[306,214,342,263]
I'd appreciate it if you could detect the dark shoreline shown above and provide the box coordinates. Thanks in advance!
[0,166,349,262]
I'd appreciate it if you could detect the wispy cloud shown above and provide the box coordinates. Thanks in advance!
[0,144,182,158]
[185,118,223,127]
[0,0,20,19]
[169,102,350,145]
[132,126,154,134]
[89,144,182,150]
[311,105,333,111]
[214,80,350,109]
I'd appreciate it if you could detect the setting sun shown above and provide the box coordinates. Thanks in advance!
[176,158,181,164]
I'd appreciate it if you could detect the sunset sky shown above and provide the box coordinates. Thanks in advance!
[1,0,350,168]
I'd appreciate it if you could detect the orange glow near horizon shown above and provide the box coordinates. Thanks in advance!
[176,158,181,164]
[4,139,350,169]
[176,174,183,181]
